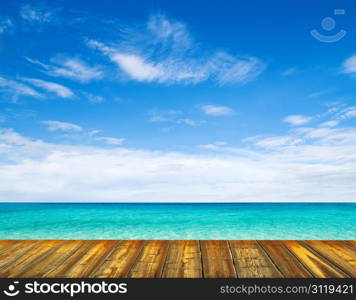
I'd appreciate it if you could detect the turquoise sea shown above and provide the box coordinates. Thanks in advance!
[0,203,355,239]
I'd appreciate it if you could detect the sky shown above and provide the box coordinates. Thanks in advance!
[0,0,356,202]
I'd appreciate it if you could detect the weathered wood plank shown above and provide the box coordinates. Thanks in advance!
[346,240,356,249]
[18,240,84,277]
[284,241,347,278]
[0,240,42,274]
[162,240,202,278]
[127,240,169,278]
[200,240,236,278]
[44,240,96,277]
[0,240,24,256]
[303,241,356,277]
[259,241,312,278]
[0,240,354,278]
[61,240,119,278]
[94,240,145,278]
[229,240,281,278]
[0,240,62,277]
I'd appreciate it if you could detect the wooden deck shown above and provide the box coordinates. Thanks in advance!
[0,240,355,278]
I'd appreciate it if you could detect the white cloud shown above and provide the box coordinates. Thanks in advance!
[0,126,356,202]
[88,14,265,85]
[41,120,83,132]
[254,136,302,149]
[149,110,201,127]
[0,76,42,101]
[20,4,54,24]
[149,109,182,123]
[201,105,234,116]
[22,78,74,98]
[0,17,13,33]
[96,137,125,145]
[342,54,356,74]
[281,67,297,76]
[25,56,103,83]
[82,92,105,103]
[283,115,312,126]
[320,120,339,127]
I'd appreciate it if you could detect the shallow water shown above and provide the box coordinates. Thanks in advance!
[0,203,355,239]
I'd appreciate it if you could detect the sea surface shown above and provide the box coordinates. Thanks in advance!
[0,203,355,239]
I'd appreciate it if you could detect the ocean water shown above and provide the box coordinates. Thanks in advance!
[0,203,355,239]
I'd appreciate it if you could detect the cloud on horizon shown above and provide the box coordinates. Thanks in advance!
[1,105,356,202]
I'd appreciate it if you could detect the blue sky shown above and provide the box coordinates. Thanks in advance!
[0,0,356,202]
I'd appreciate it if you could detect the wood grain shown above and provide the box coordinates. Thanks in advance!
[229,240,281,278]
[200,240,236,278]
[0,240,354,278]
[94,240,145,278]
[259,240,312,278]
[127,240,169,278]
[284,241,348,278]
[162,240,202,278]
[303,241,356,277]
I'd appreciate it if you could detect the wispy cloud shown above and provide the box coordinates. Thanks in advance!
[0,76,42,101]
[201,105,235,116]
[283,114,312,126]
[0,17,13,33]
[342,54,356,74]
[149,109,200,126]
[96,136,125,145]
[82,92,105,104]
[20,4,54,24]
[41,120,83,132]
[281,67,297,76]
[88,14,265,85]
[25,56,103,83]
[22,78,74,98]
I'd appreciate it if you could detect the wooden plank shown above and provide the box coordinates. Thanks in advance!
[0,240,62,277]
[127,240,169,278]
[259,241,312,278]
[229,241,281,278]
[303,241,356,277]
[346,240,356,249]
[162,240,202,278]
[0,240,42,272]
[0,240,24,256]
[18,240,84,277]
[44,240,97,277]
[59,240,119,278]
[283,241,347,278]
[94,240,145,278]
[200,240,236,278]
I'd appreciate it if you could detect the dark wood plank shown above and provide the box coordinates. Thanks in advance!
[200,240,236,278]
[0,240,62,277]
[94,240,145,278]
[284,241,348,278]
[229,240,281,278]
[303,241,356,277]
[127,240,169,278]
[259,241,312,278]
[18,240,84,277]
[162,240,202,278]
